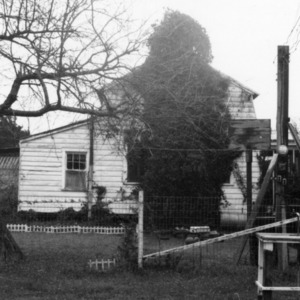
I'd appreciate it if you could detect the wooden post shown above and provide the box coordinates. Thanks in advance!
[88,117,94,220]
[277,46,289,147]
[246,148,253,218]
[138,190,144,268]
[276,45,289,271]
[257,239,273,300]
[263,250,273,300]
[246,148,257,265]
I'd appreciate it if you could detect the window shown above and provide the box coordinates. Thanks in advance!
[223,166,233,185]
[224,172,232,184]
[65,152,87,190]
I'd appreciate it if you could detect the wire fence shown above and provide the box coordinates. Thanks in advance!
[141,195,300,270]
[144,196,221,231]
[3,193,300,295]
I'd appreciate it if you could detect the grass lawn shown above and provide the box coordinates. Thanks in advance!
[0,232,299,299]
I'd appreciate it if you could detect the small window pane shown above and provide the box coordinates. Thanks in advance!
[65,171,86,190]
[66,153,86,170]
[79,162,86,170]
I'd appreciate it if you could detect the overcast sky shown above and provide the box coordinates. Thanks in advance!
[129,0,300,129]
[21,0,300,133]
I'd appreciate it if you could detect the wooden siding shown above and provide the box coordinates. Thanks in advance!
[18,122,129,212]
[221,83,260,227]
[221,151,261,227]
[229,119,271,150]
[18,80,260,218]
[227,84,256,120]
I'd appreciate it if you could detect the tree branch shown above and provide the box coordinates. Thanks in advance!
[0,103,121,117]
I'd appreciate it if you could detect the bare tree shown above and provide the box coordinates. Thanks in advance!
[0,0,144,261]
[0,0,144,118]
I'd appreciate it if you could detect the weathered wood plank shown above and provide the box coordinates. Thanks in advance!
[19,186,64,192]
[256,281,300,291]
[229,119,271,150]
[20,175,60,181]
[19,190,87,197]
[20,180,61,186]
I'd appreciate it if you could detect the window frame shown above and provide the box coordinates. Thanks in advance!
[223,172,233,185]
[62,150,89,191]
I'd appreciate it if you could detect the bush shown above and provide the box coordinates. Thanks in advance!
[117,220,138,270]
[144,196,221,230]
[0,184,18,221]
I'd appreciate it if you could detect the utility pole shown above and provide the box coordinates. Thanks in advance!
[276,45,289,271]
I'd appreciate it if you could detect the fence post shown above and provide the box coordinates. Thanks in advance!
[138,190,144,269]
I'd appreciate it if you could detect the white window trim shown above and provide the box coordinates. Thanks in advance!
[61,149,89,192]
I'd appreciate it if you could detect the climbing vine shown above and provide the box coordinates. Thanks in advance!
[232,162,247,202]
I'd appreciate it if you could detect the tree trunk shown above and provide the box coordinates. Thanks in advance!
[0,220,23,261]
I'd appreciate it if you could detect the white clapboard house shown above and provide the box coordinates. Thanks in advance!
[18,76,263,225]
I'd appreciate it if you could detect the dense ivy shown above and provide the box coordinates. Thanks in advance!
[126,10,240,224]
[127,11,239,228]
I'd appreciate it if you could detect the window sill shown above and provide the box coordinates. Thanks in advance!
[61,188,87,192]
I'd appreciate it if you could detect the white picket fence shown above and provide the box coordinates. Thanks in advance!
[88,258,116,271]
[6,224,125,234]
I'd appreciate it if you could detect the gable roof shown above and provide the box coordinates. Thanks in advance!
[229,78,259,99]
[218,71,259,99]
[20,72,259,143]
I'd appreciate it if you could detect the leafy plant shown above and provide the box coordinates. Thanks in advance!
[117,220,138,270]
[232,162,247,203]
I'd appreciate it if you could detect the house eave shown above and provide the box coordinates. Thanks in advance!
[20,119,90,144]
[229,79,259,99]
[215,69,259,99]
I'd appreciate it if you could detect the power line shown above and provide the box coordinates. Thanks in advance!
[285,14,300,45]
